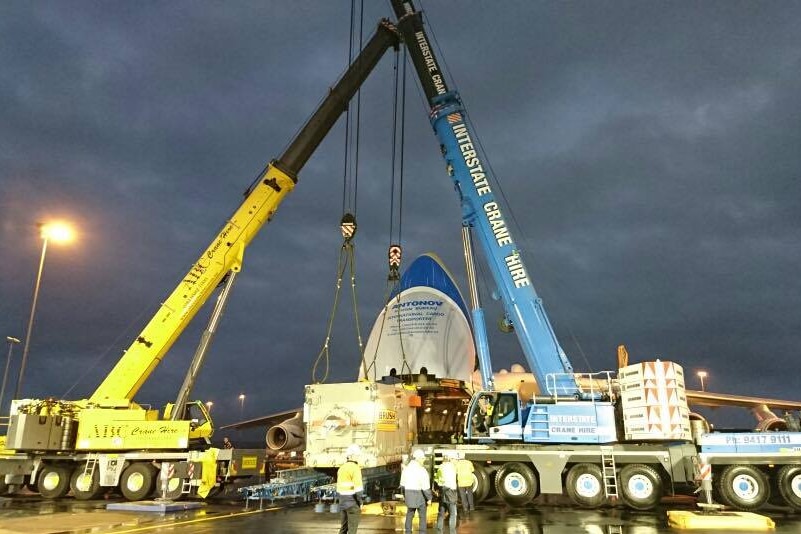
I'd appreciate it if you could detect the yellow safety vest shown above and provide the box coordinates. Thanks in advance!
[336,461,364,495]
[456,459,474,487]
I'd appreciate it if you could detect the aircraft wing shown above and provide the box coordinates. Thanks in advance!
[219,408,300,430]
[686,390,801,411]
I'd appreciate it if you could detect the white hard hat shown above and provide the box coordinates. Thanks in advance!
[412,449,426,460]
[445,450,459,460]
[345,444,362,458]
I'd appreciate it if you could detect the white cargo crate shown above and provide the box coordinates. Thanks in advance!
[303,381,417,468]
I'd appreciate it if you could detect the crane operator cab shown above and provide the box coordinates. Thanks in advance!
[163,400,214,446]
[465,392,523,441]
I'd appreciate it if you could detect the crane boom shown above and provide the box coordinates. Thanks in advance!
[91,20,400,403]
[390,1,579,396]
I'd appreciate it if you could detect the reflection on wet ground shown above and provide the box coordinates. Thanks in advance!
[3,493,801,534]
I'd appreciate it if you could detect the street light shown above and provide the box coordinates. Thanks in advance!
[14,221,75,399]
[1,337,21,413]
[205,401,213,412]
[239,393,245,418]
[696,370,708,392]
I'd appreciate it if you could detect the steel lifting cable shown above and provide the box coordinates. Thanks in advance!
[364,46,413,381]
[312,1,368,383]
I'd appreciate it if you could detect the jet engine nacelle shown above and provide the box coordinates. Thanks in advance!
[266,413,305,451]
[752,404,788,432]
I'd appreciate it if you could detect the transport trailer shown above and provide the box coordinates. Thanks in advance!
[698,431,801,511]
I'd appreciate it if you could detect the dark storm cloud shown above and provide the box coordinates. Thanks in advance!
[1,1,800,433]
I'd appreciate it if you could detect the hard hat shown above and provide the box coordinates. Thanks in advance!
[412,449,425,460]
[444,450,458,460]
[458,451,466,459]
[345,444,362,458]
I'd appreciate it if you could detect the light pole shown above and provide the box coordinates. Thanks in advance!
[239,393,245,418]
[1,336,21,413]
[697,370,708,392]
[14,221,75,399]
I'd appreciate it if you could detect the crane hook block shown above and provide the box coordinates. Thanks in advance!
[340,213,357,242]
[388,244,402,281]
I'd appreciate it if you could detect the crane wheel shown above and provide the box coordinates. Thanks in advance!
[777,465,801,511]
[153,471,186,501]
[70,467,103,500]
[565,463,605,508]
[717,464,769,511]
[120,463,157,501]
[472,464,492,503]
[37,464,72,499]
[493,462,538,507]
[619,464,663,511]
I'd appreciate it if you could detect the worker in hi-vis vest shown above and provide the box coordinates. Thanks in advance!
[455,451,475,513]
[336,444,364,533]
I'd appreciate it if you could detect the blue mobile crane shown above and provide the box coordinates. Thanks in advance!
[390,0,801,513]
[389,0,617,447]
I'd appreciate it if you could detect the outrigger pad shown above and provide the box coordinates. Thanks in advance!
[667,510,775,530]
[107,500,205,513]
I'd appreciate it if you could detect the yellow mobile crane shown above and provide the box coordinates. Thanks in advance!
[0,20,399,501]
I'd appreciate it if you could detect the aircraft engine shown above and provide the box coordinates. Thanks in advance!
[266,413,305,451]
[752,404,788,432]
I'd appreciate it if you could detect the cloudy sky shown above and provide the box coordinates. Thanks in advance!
[1,1,800,435]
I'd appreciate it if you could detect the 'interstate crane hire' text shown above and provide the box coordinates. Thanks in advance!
[452,120,531,289]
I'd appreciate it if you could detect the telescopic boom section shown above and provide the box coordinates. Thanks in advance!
[389,0,579,396]
[91,20,400,404]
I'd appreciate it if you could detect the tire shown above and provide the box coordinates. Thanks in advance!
[160,475,185,500]
[120,463,157,501]
[619,464,663,511]
[37,464,72,499]
[472,464,492,503]
[777,465,801,511]
[70,466,104,501]
[0,476,9,496]
[494,462,538,507]
[565,463,606,508]
[718,464,769,511]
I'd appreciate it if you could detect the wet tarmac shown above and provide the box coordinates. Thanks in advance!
[3,493,801,534]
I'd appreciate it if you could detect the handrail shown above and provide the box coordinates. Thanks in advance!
[545,371,616,402]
